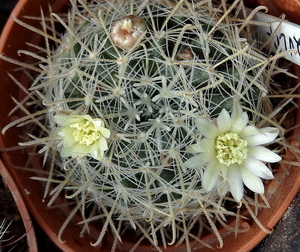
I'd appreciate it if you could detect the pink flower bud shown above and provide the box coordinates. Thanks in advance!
[111,15,146,50]
[176,49,194,61]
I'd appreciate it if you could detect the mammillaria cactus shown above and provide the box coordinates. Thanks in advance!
[2,0,292,250]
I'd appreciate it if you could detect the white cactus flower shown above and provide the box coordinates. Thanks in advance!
[54,114,110,161]
[185,103,281,203]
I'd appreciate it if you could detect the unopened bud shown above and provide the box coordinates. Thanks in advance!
[111,15,146,50]
[176,49,194,61]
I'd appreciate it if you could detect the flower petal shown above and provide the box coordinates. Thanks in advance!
[98,136,108,151]
[61,128,76,147]
[93,119,103,128]
[55,114,81,126]
[100,127,111,138]
[240,165,264,194]
[61,146,73,158]
[195,117,217,138]
[231,102,243,123]
[248,146,281,163]
[217,177,230,197]
[202,159,220,192]
[217,109,231,133]
[186,142,203,154]
[219,163,229,178]
[184,153,209,168]
[92,149,104,160]
[231,102,249,132]
[72,144,90,156]
[239,125,260,138]
[231,112,248,133]
[243,157,274,179]
[198,138,215,155]
[227,165,244,202]
[54,114,68,125]
[243,127,279,146]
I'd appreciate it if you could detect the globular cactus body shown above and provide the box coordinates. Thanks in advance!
[19,0,281,249]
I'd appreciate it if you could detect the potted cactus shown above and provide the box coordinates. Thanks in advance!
[0,0,299,251]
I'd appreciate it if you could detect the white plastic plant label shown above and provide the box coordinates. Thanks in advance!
[250,10,300,66]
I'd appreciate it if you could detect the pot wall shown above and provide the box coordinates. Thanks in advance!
[0,159,38,252]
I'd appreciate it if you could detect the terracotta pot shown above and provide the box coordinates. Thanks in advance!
[247,0,300,24]
[0,0,299,251]
[0,159,38,252]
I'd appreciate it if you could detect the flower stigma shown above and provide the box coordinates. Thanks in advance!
[215,132,248,166]
[71,119,101,146]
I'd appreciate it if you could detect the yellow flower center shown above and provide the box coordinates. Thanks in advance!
[70,119,101,146]
[215,132,247,166]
